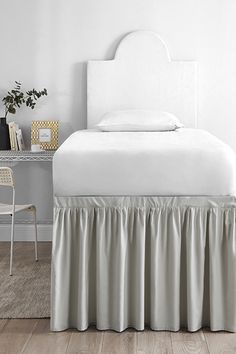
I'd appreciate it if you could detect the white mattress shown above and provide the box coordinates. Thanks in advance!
[53,128,236,196]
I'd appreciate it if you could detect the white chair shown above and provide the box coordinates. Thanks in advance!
[0,167,38,275]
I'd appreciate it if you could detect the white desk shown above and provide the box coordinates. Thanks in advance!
[0,150,54,166]
[0,150,55,225]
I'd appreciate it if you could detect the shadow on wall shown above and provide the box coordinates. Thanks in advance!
[69,62,87,130]
[105,32,131,59]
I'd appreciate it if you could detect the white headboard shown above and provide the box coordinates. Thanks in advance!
[87,31,197,128]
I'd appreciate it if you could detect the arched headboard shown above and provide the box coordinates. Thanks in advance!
[87,31,197,128]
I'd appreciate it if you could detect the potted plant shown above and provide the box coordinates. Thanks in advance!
[0,81,47,150]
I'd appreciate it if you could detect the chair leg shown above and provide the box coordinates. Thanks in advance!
[10,212,15,276]
[33,207,38,261]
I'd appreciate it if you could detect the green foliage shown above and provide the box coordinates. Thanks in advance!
[2,81,48,118]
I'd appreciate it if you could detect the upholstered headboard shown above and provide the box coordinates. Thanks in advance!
[87,31,197,128]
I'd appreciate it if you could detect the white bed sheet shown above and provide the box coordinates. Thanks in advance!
[53,128,236,196]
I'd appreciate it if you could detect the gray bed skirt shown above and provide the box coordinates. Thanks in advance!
[51,196,236,332]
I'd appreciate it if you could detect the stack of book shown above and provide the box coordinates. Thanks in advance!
[8,122,25,151]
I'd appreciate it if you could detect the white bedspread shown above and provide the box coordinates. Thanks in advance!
[53,128,236,196]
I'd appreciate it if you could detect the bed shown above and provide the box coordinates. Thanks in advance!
[51,31,236,332]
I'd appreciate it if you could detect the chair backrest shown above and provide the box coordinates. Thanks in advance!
[0,167,14,187]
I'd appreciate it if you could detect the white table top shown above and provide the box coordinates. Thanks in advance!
[0,150,55,162]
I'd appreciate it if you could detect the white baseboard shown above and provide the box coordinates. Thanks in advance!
[0,224,52,241]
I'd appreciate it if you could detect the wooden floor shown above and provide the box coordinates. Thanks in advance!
[1,319,236,354]
[1,242,236,353]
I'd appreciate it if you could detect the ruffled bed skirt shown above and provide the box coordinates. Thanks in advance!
[51,196,236,332]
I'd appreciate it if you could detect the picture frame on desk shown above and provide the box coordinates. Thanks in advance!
[31,120,59,150]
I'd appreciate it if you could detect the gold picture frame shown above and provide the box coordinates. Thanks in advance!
[31,120,59,150]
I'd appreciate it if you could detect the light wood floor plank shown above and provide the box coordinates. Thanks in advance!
[102,330,137,354]
[0,319,38,354]
[171,341,209,354]
[0,320,8,332]
[171,330,206,342]
[66,327,104,354]
[22,319,71,354]
[136,330,173,354]
[204,330,236,354]
[0,317,236,354]
[171,330,209,354]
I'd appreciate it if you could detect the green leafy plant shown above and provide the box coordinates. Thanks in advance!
[2,81,47,119]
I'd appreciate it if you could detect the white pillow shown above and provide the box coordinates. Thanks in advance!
[96,110,184,132]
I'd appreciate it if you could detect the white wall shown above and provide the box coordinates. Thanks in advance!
[0,0,235,239]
